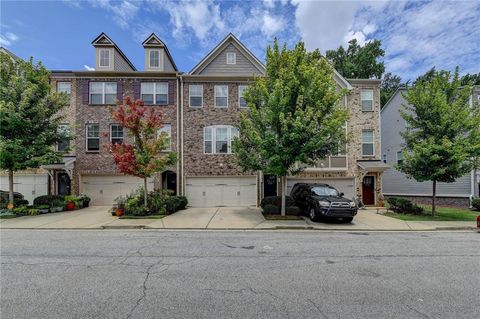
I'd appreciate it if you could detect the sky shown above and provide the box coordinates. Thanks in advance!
[1,0,479,81]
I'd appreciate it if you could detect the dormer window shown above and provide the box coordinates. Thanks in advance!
[149,50,160,68]
[226,52,236,64]
[99,49,111,68]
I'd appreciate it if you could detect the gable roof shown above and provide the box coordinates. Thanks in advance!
[190,33,265,75]
[0,47,21,61]
[91,32,137,71]
[381,87,407,113]
[334,70,353,90]
[141,33,178,71]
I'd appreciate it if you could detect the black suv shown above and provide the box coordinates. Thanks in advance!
[291,183,357,222]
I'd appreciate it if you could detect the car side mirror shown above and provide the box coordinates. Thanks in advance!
[339,192,344,197]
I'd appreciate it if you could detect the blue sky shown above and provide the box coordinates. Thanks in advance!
[1,0,479,81]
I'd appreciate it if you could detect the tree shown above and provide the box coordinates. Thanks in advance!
[0,52,69,207]
[398,68,480,216]
[232,40,348,216]
[109,97,177,207]
[325,39,385,79]
[460,73,480,86]
[381,72,403,108]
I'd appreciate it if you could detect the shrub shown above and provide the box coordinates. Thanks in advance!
[472,198,480,211]
[286,206,301,216]
[164,196,188,214]
[260,196,295,209]
[78,194,91,208]
[388,197,424,215]
[33,195,65,207]
[263,204,279,215]
[0,209,16,218]
[13,206,29,216]
[147,191,166,215]
[124,196,150,216]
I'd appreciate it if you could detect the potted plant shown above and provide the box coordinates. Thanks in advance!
[64,195,76,211]
[52,199,65,212]
[113,196,126,217]
[79,194,91,208]
[36,204,50,214]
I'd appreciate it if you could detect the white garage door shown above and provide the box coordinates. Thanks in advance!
[186,177,257,207]
[81,175,154,205]
[0,174,48,204]
[287,178,355,200]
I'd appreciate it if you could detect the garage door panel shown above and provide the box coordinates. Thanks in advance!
[287,178,355,199]
[0,174,48,204]
[186,177,257,207]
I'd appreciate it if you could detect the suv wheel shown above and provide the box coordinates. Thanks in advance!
[343,217,353,223]
[309,207,318,222]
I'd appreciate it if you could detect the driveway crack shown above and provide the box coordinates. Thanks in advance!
[205,207,220,229]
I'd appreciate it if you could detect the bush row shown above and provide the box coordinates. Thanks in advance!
[260,196,301,216]
[387,197,424,215]
[472,198,480,211]
[115,188,188,216]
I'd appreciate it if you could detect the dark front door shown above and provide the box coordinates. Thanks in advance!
[362,176,375,205]
[163,171,177,195]
[57,172,71,195]
[264,175,277,197]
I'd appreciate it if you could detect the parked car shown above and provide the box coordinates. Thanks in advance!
[290,183,357,222]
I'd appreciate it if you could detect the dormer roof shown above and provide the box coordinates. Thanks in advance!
[91,32,136,71]
[141,33,178,71]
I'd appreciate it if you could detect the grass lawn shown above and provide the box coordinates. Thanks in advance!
[119,214,166,220]
[263,214,303,220]
[385,205,480,221]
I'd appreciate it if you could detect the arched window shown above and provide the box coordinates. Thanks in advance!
[204,125,239,154]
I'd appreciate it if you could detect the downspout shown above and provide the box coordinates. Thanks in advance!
[176,75,180,196]
[180,74,184,196]
[470,169,475,208]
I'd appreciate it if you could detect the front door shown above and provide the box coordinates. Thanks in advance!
[362,176,375,205]
[263,175,277,197]
[57,172,71,195]
[165,172,177,195]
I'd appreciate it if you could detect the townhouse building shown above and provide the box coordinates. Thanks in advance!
[381,87,480,207]
[1,33,388,207]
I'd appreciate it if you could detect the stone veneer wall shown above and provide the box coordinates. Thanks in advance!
[384,195,471,208]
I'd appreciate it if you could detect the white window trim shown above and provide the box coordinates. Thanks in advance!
[141,82,169,105]
[361,89,374,112]
[157,124,172,151]
[110,124,124,144]
[98,48,112,69]
[214,85,228,108]
[226,52,236,64]
[204,125,238,154]
[238,85,247,108]
[189,84,203,108]
[396,150,403,165]
[85,123,100,152]
[148,49,164,70]
[89,82,117,105]
[362,130,375,156]
[57,82,71,95]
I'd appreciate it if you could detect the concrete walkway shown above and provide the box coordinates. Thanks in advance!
[0,206,476,231]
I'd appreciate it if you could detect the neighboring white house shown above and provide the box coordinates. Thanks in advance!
[381,87,480,207]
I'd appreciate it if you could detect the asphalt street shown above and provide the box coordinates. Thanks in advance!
[1,230,479,319]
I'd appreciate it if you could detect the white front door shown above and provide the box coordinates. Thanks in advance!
[185,177,257,207]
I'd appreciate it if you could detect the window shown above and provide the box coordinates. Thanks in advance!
[57,124,70,152]
[141,82,168,105]
[149,50,160,68]
[396,151,404,165]
[89,82,117,104]
[361,89,374,111]
[157,124,172,151]
[226,52,236,64]
[57,82,71,95]
[362,130,374,156]
[189,85,203,108]
[382,154,387,164]
[215,85,228,108]
[99,49,111,68]
[110,124,124,145]
[86,124,100,151]
[204,125,239,154]
[238,85,247,108]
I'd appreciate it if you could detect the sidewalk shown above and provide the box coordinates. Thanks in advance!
[0,206,476,231]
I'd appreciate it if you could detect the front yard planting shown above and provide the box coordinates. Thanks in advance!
[260,195,303,220]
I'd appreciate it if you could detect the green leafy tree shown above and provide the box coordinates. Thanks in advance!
[399,68,480,215]
[232,40,348,215]
[381,72,403,108]
[0,52,69,207]
[325,39,385,79]
[460,72,480,86]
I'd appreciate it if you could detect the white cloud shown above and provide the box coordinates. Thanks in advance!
[263,0,275,9]
[0,32,19,46]
[84,65,95,71]
[262,13,285,37]
[88,0,139,29]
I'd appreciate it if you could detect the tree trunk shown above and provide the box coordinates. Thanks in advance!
[8,170,14,208]
[432,180,436,216]
[280,175,286,216]
[144,177,148,209]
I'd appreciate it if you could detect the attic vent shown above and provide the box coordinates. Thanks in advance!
[226,52,236,65]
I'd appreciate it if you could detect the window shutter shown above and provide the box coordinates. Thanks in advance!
[81,80,89,105]
[168,80,175,105]
[116,81,123,103]
[133,80,141,100]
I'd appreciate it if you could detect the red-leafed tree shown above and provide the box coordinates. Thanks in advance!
[110,97,177,207]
